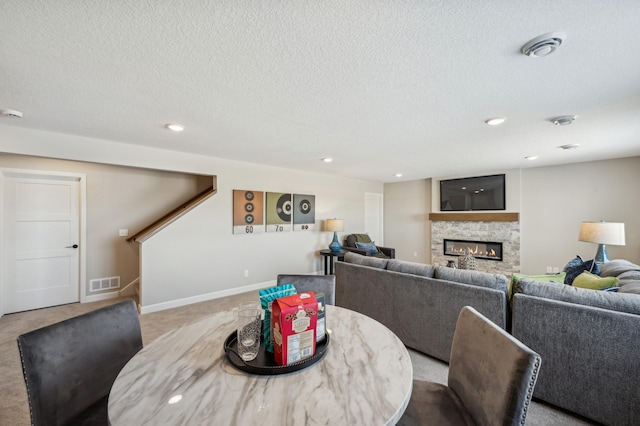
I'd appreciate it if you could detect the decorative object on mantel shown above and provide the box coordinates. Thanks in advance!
[458,248,477,270]
[326,219,344,252]
[446,260,457,268]
[578,221,625,266]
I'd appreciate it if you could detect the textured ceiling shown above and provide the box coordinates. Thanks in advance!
[1,0,640,182]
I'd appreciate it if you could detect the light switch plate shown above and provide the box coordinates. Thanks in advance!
[119,229,129,237]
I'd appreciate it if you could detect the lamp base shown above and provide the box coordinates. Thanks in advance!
[328,232,342,252]
[594,244,610,265]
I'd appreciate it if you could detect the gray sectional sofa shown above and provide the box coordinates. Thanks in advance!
[336,253,640,426]
[334,252,509,362]
[512,268,640,426]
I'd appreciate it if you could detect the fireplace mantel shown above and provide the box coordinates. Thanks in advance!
[429,212,519,222]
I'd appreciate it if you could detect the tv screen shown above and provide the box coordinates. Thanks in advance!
[440,174,505,211]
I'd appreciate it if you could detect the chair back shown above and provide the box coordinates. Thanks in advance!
[17,299,143,426]
[448,306,541,426]
[276,274,336,305]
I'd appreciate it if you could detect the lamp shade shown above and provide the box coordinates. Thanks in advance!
[578,222,625,246]
[326,219,344,232]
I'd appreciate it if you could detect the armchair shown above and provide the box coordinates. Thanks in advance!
[343,233,395,259]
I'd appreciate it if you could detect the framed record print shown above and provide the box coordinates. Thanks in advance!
[266,192,292,232]
[233,190,264,234]
[292,194,315,231]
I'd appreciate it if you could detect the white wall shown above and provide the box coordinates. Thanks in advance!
[384,179,431,263]
[0,125,382,312]
[520,157,640,274]
[396,158,640,276]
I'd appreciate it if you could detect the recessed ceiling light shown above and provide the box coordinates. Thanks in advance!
[559,144,580,150]
[322,158,333,163]
[165,123,184,132]
[0,108,23,118]
[521,32,565,57]
[525,155,539,160]
[485,117,506,126]
[551,115,576,126]
[394,173,403,178]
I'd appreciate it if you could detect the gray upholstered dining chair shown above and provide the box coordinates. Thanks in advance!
[17,299,143,426]
[399,306,541,426]
[276,274,335,305]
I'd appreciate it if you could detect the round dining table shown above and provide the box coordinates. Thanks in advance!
[108,305,413,425]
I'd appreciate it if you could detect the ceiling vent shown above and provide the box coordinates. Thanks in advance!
[551,115,576,126]
[521,32,565,57]
[0,108,23,118]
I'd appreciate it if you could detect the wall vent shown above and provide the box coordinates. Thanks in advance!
[89,276,120,293]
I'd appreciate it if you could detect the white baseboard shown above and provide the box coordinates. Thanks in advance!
[139,280,278,315]
[84,290,121,303]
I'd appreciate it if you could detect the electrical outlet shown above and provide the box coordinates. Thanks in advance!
[244,270,249,278]
[413,252,418,257]
[546,266,553,273]
[552,267,559,273]
[119,229,129,237]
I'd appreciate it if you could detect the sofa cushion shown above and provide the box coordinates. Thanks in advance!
[386,260,435,278]
[509,272,566,300]
[563,255,599,284]
[435,266,508,295]
[514,278,640,316]
[599,259,640,278]
[355,241,379,256]
[572,271,618,290]
[343,252,388,269]
[617,270,640,295]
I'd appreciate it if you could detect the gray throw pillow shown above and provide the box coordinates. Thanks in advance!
[599,259,640,278]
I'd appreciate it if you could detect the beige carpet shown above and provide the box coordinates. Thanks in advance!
[0,293,596,425]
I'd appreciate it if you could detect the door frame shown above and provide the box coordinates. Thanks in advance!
[364,192,384,246]
[0,168,87,317]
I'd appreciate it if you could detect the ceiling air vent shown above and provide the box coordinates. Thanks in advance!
[521,32,565,57]
[0,109,23,118]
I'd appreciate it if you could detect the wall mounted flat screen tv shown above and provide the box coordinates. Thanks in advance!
[440,174,505,211]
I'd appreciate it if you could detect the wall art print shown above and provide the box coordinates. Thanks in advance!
[292,194,315,231]
[233,190,264,234]
[266,192,292,232]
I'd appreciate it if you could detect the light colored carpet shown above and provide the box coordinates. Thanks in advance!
[0,293,596,425]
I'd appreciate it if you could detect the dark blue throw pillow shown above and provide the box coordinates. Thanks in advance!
[563,255,600,284]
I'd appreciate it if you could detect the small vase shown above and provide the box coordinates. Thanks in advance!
[458,248,477,270]
[446,260,457,268]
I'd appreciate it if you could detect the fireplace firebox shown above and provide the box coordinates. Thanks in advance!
[443,239,503,261]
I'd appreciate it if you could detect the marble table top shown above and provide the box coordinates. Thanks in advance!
[108,305,413,425]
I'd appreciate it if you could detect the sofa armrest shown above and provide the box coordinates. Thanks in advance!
[377,246,395,259]
[342,246,368,256]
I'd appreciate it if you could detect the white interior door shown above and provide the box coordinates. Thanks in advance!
[3,173,80,313]
[365,193,384,246]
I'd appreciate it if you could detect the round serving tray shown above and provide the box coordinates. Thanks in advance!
[224,330,330,375]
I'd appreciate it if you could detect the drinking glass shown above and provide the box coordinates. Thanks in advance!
[237,303,261,361]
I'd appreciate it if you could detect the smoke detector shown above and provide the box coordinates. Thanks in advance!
[521,32,565,57]
[1,109,24,118]
[551,115,576,126]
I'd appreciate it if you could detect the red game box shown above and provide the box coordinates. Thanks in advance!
[271,292,318,366]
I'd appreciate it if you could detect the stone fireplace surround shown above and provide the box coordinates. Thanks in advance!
[430,213,520,275]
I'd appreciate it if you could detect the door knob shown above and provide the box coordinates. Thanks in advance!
[66,244,79,249]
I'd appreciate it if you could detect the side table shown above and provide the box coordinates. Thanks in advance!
[319,249,346,275]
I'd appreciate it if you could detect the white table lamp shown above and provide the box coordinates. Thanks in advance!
[578,221,625,264]
[326,219,344,252]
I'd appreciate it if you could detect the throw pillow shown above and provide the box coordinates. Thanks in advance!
[572,271,618,290]
[563,255,600,284]
[354,233,372,243]
[355,241,379,256]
